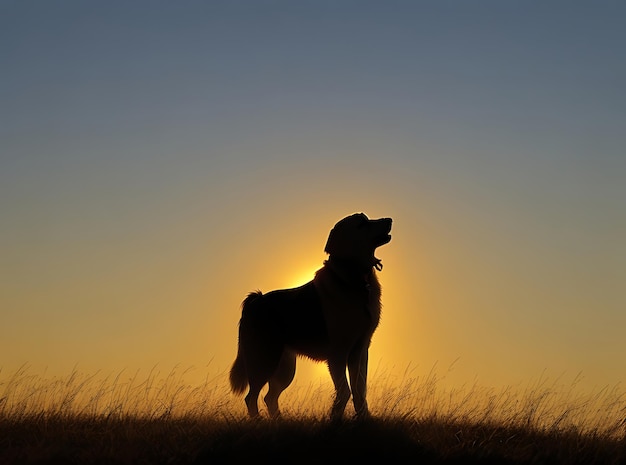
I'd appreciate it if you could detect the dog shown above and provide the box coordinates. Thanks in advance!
[229,213,392,420]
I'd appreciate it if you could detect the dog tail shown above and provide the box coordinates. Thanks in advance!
[229,291,263,395]
[229,352,247,395]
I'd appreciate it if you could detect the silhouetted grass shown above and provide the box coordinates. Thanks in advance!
[1,365,624,464]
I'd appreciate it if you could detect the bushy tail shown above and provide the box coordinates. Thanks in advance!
[229,350,247,395]
[229,291,263,395]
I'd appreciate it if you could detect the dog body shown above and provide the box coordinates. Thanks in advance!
[229,213,392,420]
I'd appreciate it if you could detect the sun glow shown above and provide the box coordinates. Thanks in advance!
[285,266,320,289]
[296,357,332,386]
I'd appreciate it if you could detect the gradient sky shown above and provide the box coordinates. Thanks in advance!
[2,1,624,392]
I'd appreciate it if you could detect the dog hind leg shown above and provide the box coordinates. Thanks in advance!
[245,381,263,418]
[243,341,283,418]
[264,349,296,418]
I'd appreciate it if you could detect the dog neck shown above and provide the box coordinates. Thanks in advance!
[324,255,380,289]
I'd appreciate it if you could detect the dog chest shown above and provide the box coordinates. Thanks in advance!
[313,268,381,340]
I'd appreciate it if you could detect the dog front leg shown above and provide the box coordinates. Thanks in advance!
[348,342,370,419]
[327,356,351,421]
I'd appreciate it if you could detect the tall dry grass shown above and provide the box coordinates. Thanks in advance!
[2,363,623,437]
[0,363,624,464]
[0,364,237,421]
[369,363,625,439]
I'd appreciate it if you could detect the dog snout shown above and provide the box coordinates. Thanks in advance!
[377,217,393,232]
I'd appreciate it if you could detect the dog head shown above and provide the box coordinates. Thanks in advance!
[324,213,392,270]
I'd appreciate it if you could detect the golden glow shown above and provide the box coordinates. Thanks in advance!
[297,358,332,385]
[285,266,320,289]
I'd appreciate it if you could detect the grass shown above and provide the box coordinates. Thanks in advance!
[1,364,624,464]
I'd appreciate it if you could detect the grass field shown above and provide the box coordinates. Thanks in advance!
[1,364,624,464]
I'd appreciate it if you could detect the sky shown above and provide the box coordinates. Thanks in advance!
[1,1,624,393]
